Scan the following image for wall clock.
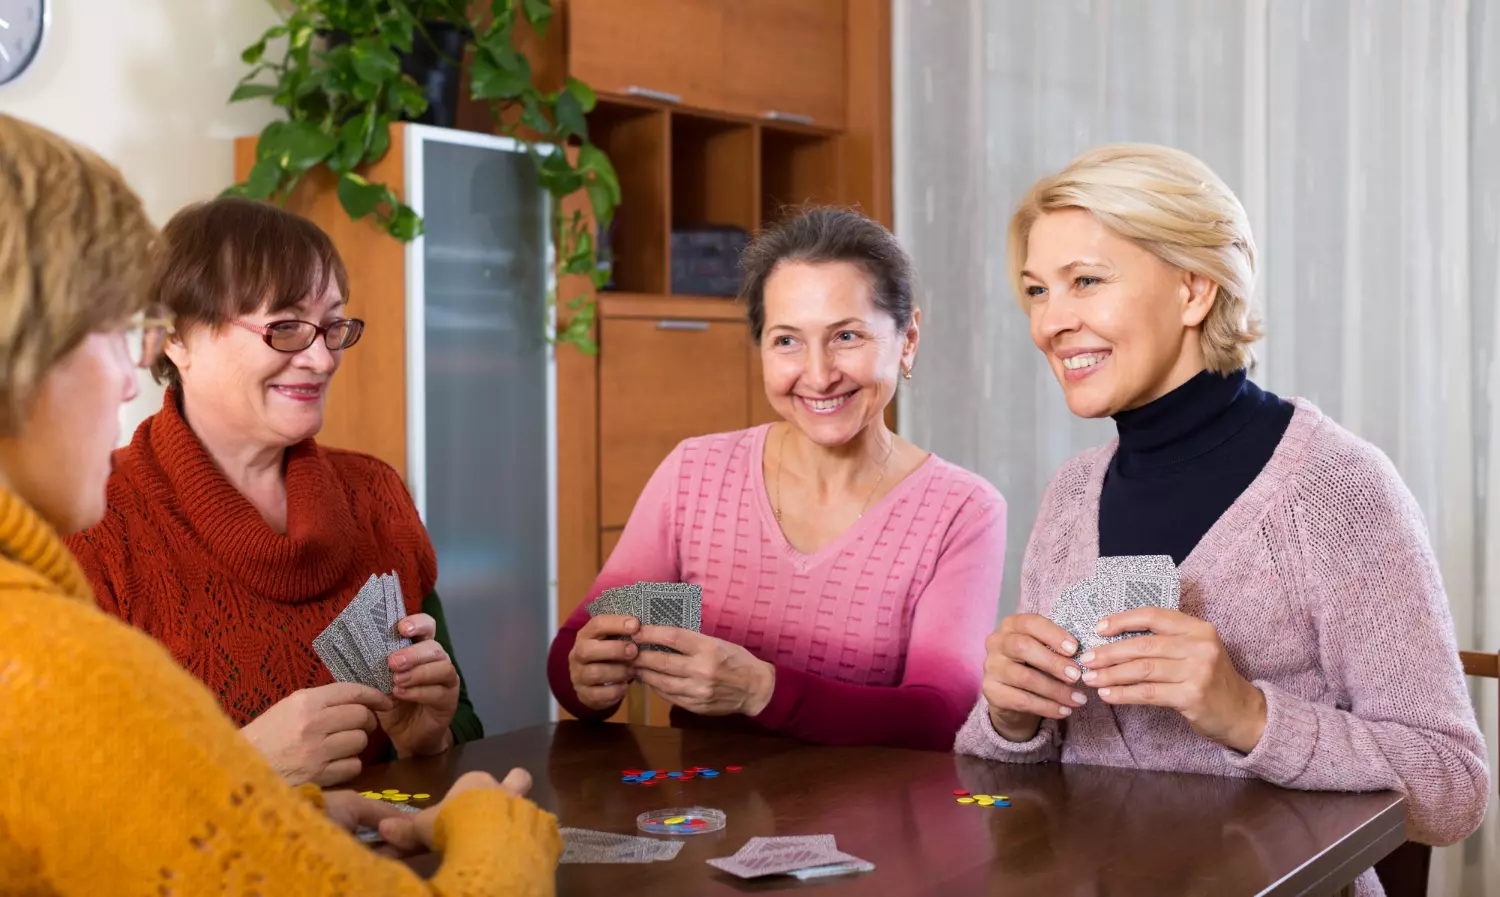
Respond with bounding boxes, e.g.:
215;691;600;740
0;0;47;87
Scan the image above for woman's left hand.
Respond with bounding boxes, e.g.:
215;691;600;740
1081;606;1268;754
631;626;776;717
378;613;459;757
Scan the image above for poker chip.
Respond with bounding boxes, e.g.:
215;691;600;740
364;789;433;803
953;788;1009;809
725;766;743;772
956;797;976;804
618;763;739;785
952;790;970;796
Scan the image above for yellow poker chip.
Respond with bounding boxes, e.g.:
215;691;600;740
976;798;995;805
956;797;977;804
361;792;382;800
972;794;991;800
996;795;1009;801
390;796;410;802
663;816;688;825
381;789;400;795
412;793;431;800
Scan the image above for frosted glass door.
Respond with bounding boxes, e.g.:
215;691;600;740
416;134;553;735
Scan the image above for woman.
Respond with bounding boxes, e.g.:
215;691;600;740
66;197;481;787
0;113;558;893
956;144;1489;889
549;208;1006;750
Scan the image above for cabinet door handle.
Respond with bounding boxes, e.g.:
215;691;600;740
655;320;710;332
763;110;815;126
625;86;683;104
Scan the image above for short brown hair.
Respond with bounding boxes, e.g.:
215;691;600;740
739;207;914;343
1009;144;1262;373
151;197;350;385
0;114;157;435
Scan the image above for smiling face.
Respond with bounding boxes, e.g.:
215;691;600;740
165;278;347;449
1021;208;1216;418
759;261;918;447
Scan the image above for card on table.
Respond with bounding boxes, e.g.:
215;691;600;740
707;834;870;880
559;828;684;864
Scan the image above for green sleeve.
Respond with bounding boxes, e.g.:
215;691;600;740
378;589;485;763
426;589;485;745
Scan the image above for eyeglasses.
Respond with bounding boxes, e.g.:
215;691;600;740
124;311;176;370
231;318;365;353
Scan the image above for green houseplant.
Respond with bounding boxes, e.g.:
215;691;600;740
226;0;619;353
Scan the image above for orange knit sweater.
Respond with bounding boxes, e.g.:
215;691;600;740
0;484;561;894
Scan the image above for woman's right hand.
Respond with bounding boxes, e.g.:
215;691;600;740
981;613;1089;742
240;683;393;787
568;614;640;710
377;769;534;853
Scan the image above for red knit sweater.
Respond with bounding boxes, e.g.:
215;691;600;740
66;390;437;733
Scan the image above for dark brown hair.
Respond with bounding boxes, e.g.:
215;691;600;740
739;207;914;343
150;197;350;385
0;114;156;435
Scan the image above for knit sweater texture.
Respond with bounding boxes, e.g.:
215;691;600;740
953;400;1490;896
0;484;560;895
549;425;1007;750
66;389;481;757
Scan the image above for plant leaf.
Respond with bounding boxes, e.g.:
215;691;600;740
564;77;598;113
267;121;338;172
242;39;268;65
230;83;279;102
381;17;415;53
368;117;392;161
245;157;285;200
521;0;554;35
337;172;387;220
585;180;616;226
388;204;425;241
471;47;531;99
553;89;588;140
393;77;429;118
352;42;402;85
520;94;552;135
333;110;373;172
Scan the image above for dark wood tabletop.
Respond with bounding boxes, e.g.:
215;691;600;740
348;722;1406;896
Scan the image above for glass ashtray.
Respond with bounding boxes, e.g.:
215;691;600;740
637;806;726;835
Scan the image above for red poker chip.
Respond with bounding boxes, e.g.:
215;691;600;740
726;766;743;772
952;790;970;796
641;780;660;786
623;769;643;776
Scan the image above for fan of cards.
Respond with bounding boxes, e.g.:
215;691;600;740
313;572;412;694
584;581;702;653
707;834;874;880
560;827;686;864
1047;555;1181;657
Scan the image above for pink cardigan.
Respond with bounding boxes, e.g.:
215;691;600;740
548;425;1006;750
954;400;1490;894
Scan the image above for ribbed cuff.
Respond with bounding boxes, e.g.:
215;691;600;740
432;788;562;861
1225;679;1319;784
749;663;806;732
952;697;1058;763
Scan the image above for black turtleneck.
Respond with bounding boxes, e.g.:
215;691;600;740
1098;368;1295;566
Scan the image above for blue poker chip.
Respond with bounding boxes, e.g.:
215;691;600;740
668;771;682;778
700;769;720;777
621;776;638;783
640;771;656;779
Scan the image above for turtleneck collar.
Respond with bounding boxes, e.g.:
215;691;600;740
0;486;93;603
130;386;358;602
1112;369;1260;473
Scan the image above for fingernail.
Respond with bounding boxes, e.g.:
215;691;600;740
395;673;410;685
1080;651;1095;664
1071;691;1087;705
1081;670;1097;683
1059;706;1072;717
1064;666;1080;681
1099;688;1112;698
401;622;413;635
392;656;408;670
1061;639;1077;654
1095;620;1108;634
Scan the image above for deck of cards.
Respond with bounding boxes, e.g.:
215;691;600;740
707;835;874;880
1048;555;1181;657
584;581;702;653
560;828;686;864
312;572;411;694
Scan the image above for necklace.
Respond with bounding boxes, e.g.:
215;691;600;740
772;425;897;523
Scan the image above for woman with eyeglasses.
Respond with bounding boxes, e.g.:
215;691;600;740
1;114;559;895
66;197;483;788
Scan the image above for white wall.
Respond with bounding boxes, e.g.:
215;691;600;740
0;0;282;439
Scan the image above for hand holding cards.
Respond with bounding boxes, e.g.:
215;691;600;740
584;581;704;650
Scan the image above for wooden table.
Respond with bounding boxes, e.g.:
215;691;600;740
349;722;1406;896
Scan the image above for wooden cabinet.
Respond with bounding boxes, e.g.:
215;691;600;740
722;0;846;128
598;315;751;527
568;0;724;109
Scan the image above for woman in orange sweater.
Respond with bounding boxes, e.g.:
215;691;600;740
67;196;481;787
0;113;559;893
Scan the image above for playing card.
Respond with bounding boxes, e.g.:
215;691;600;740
707;836;856;879
312;626;360;684
788;858;877;880
560;828;683;864
1047;577;1109;654
1093;555;1180;616
312;573;413;694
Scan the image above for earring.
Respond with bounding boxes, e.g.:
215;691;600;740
902;366;913;380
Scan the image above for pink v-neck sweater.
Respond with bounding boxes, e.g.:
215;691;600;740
547;425;1007;750
954;401;1490;870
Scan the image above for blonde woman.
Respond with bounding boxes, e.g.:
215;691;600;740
0;114;559;894
956;144;1488;895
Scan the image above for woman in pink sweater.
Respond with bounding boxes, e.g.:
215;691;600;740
548;209;1006;750
955;145;1489;892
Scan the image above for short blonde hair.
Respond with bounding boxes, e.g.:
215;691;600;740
0;114;156;434
1008;143;1262;373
